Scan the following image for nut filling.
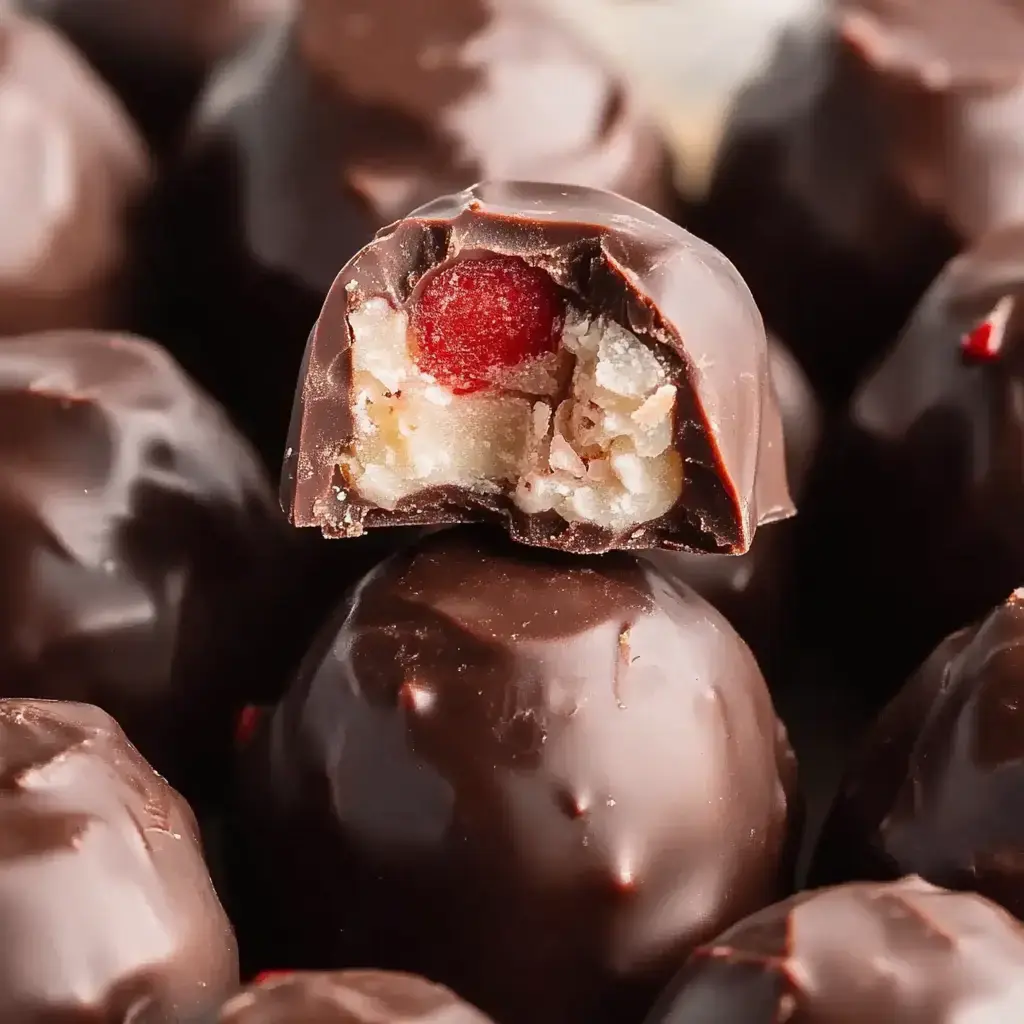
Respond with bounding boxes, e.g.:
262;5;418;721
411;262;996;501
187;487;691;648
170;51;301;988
341;296;683;531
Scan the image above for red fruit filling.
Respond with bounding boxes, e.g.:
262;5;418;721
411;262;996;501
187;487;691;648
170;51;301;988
235;705;263;748
409;254;564;394
961;296;1014;363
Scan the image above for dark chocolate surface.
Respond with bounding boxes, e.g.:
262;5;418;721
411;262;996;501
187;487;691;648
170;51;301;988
284;180;792;555
138;0;676;466
0;330;307;800
0;698;238;1023
218;972;495;1024
811;590;1024;918
645;877;1024;1023
232;528;798;1024
0;9;150;334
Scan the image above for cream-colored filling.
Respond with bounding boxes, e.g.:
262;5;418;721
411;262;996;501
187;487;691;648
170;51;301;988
340;297;682;530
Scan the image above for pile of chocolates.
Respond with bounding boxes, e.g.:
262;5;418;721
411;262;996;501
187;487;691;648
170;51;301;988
5;0;1024;1021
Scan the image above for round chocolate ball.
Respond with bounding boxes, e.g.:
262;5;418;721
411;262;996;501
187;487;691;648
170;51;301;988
232;528;798;1024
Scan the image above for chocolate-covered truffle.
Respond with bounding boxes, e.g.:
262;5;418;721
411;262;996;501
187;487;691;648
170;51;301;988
218;972;495;1024
24;0;292;151
0;9;149;335
695;0;1024;402
645;877;1024;1023
138;0;676;465
0;698;237;1023
232;528;798;1024
799;224;1024;688
284;181;791;556
811;590;1024;916
0;330;304;799
647;336;820;668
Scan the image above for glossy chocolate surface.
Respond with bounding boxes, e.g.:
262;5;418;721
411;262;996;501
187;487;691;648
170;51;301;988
799;224;1024;687
232;528;798;1024
695;0;1024;401
139;0;675;465
0;10;150;334
218;972;495;1024
812;591;1024;917
645;877;1024;1023
0;698;237;1023
284;181;792;555
0;330;305;799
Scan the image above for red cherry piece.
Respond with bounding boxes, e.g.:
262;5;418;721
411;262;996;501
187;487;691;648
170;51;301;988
961;295;1015;363
410;255;563;394
235;705;263;748
254;971;293;985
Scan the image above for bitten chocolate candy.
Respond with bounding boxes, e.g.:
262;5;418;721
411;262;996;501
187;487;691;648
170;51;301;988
138;0;676;465
0;698;237;1023
284;181;791;556
811;590;1024;916
695;0;1024;401
0;330;304;800
0;9;149;334
645;877;1024;1023
217;972;495;1024
799;224;1024;688
232;528;798;1024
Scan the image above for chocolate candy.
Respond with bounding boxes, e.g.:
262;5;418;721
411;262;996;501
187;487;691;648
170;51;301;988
0;698;237;1023
218;972;495;1024
0;330;305;800
694;0;1024;402
811;590;1024;916
0;10;150;335
799;224;1024;689
648;336;820;669
24;0;292;151
231;528;798;1024
644;877;1024;1023
283;181;792;556
138;0;676;465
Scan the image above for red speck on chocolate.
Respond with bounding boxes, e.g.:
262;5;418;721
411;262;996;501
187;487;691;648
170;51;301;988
410;254;564;393
254;971;293;985
235;705;263;748
961;295;1015;363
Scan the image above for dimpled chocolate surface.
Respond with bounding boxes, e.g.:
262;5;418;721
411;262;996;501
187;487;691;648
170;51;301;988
231;528;797;1024
283;181;792;556
0;330;301;799
0;698;238;1023
645;877;1024;1023
799;223;1024;688
695;0;1024;401
0;9;150;334
218;972;495;1024
811;591;1024;916
138;0;675;465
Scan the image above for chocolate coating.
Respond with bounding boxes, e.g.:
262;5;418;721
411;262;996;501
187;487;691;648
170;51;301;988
694;0;1024;401
218;972;495;1024
799;224;1024;688
0;330;306;799
647;336;820;667
24;0;292;151
0;698;237;1023
811;591;1024;917
284;181;792;555
0;10;150;334
138;0;676;465
645;877;1024;1023
232;528;798;1024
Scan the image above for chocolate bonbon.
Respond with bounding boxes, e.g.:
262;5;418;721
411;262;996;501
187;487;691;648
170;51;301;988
0;698;237;1023
283;181;791;556
218;971;496;1024
0;330;305;799
231;528;798;1024
811;590;1024;916
139;0;676;465
644;877;1024;1023
695;0;1024;401
0;9;150;335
